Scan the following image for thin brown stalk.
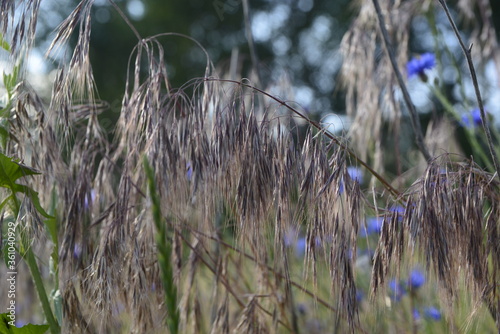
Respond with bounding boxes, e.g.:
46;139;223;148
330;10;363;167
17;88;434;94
183;224;370;334
204;77;401;199
107;0;142;41
370;0;432;163
176;228;295;332
436;0;500;183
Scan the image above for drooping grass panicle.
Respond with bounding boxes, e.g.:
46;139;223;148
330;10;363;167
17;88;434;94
3;0;499;332
371;156;500;323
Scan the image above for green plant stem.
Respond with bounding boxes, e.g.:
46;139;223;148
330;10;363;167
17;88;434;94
371;0;432;163
143;156;179;334
11;191;59;332
430;86;494;171
437;0;500;184
22;245;60;334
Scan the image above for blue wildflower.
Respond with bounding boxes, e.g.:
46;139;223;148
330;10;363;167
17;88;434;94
408;269;426;290
284;228;299;247
356;290;364;302
388;279;406;301
297;303;307;315
407;53;436;80
186;162;193;180
347;166;363;183
461;108;489;128
388;205;405;222
424;306;442;321
359;217;384;237
84;189;96;210
339;166;363;194
413;309;421;321
390;205;405;214
295;237;306;257
73;243;83;259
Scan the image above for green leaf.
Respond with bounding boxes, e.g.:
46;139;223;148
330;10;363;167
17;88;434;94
11;184;53;219
45;187;59;245
0;313;49;334
3;65;19;94
0;194;15;213
0;34;10;51
0;154;40;186
50;289;63;325
0;154;53;218
1;215;17;266
0;124;9;149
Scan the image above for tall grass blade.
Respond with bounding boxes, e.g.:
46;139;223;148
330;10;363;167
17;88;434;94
143;156;180;334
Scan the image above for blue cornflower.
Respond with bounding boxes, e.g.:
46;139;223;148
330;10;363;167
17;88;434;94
413;309;421;321
186;162;193;180
407;53;436;80
461;108;489;128
388;279;406;301
356;290;364;302
84;189;96;210
359;217;384;237
388;205;405;222
390;205;405;214
347;166;363;183
408;269;426;290
339;166;363;194
295;237;306;257
284;228;296;246
73;243;82;259
424;306;442;321
283;228;308;258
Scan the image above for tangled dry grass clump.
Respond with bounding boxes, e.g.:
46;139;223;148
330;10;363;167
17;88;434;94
0;0;499;333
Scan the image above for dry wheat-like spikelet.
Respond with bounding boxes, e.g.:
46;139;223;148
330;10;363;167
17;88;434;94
341;0;419;175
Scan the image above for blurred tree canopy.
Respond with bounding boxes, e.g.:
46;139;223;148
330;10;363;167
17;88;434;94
39;0;500;161
41;0;353;121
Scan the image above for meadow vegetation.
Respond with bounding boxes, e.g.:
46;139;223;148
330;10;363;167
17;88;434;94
0;0;499;333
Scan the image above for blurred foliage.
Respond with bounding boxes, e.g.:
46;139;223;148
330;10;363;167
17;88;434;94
41;0;354;121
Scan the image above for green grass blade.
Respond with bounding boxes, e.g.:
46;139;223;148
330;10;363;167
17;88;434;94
143;156;179;334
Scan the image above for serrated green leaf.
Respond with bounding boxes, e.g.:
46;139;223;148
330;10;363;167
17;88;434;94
0;313;49;334
0;154;41;186
0;154;52;219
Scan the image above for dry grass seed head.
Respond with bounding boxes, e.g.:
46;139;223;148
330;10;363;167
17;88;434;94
372;157;500;322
